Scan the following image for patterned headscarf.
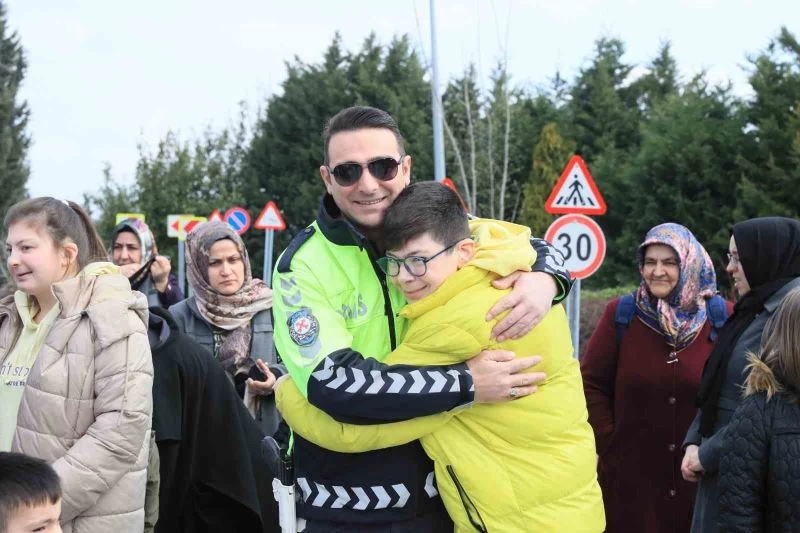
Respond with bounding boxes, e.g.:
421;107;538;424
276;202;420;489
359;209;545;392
111;218;157;290
634;223;717;350
186;221;272;372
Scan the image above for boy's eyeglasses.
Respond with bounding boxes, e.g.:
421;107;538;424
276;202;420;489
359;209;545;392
377;242;459;277
328;157;404;187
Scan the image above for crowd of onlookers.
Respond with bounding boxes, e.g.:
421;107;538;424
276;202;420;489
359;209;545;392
2;106;799;533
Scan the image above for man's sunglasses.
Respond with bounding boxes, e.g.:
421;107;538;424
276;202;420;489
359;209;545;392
328;156;404;187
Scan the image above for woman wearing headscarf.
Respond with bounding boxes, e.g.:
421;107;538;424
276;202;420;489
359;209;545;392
581;223;731;533
169;221;285;436
681;216;800;533
111;218;184;308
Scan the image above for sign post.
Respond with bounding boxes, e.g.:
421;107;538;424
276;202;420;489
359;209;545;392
544;156;607;358
254;201;286;285
168;214;207;296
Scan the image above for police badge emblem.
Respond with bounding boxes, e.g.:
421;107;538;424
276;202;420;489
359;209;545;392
287;308;320;346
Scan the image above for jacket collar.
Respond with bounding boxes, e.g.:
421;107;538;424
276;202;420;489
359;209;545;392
148;305;176;350
764;276;800;313
316;194;371;249
0;294;20;330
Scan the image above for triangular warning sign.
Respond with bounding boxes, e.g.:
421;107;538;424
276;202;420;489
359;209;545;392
208;209;224;223
545;155;607;215
255;201;286;231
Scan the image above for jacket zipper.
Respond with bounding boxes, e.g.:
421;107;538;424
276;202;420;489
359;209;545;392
447;465;488;533
364;242;397;351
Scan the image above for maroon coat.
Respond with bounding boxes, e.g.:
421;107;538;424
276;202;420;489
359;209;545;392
581;297;731;533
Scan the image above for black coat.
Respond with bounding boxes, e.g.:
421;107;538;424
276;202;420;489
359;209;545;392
149;307;278;533
719;386;800;532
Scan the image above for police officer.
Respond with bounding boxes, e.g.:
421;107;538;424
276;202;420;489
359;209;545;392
272;106;572;532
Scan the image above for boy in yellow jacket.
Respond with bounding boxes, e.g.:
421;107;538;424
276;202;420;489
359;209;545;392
276;182;604;532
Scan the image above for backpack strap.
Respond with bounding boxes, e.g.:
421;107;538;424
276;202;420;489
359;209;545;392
614;293;637;345
706;295;729;342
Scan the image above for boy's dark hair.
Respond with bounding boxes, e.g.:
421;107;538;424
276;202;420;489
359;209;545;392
0;452;61;531
383;182;469;251
322;106;405;165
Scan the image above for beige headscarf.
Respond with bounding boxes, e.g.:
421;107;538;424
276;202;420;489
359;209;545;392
185;221;272;373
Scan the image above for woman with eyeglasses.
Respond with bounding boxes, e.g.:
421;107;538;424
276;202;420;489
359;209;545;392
581;223;731;533
680;217;800;533
168;221;285;437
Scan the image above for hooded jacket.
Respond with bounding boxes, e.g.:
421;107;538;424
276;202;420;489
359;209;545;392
148;306;277;533
718;357;800;532
277;220;605;533
0;264;153;533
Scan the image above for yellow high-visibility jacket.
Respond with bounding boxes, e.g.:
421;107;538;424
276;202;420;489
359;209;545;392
277;220;605;532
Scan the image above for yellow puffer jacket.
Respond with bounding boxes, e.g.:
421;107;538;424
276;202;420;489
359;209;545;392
277;219;604;532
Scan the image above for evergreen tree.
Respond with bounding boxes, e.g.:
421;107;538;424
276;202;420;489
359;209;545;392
0;1;29;215
243;33;432;270
630;41;680;116
735;26;800;221
0;2;30;289
518;123;575;235
567;38;641;160
597;77;746;288
86;113;251;262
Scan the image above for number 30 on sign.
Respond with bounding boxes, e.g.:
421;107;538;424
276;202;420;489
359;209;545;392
545;214;606;280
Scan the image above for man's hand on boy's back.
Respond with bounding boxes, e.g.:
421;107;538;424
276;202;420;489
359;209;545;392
467;350;545;403
487;271;559;341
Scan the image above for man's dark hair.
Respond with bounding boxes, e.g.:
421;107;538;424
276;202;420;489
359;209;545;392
383;182;469;251
322;106;405;165
0;452;61;531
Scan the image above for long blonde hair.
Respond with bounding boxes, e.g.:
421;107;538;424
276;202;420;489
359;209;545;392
744;287;800;400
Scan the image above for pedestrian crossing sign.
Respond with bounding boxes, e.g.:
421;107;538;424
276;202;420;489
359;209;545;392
544;155;607;215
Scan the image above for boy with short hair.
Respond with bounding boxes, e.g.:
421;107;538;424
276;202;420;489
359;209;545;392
0;452;62;533
276;182;605;532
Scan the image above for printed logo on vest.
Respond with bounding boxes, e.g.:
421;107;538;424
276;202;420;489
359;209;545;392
287;308;320;346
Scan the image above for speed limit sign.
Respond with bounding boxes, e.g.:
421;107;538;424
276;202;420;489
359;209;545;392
545;214;606;279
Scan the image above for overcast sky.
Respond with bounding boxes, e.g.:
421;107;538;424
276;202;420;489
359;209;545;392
7;0;798;203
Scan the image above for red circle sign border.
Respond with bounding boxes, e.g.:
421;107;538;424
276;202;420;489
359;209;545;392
544;214;606;280
224;207;252;235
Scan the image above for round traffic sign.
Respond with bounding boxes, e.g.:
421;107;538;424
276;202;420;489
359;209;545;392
545;214;606;280
224;207;251;235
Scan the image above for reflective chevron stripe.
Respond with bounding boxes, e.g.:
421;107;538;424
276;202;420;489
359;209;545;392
296;478;413;510
311;357;466;395
424;471;439;498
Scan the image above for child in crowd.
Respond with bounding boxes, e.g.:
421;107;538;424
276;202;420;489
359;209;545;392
276;182;604;532
718;286;800;532
0;451;62;533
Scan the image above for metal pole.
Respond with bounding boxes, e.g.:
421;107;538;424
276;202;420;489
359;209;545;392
178;239;186;297
263;230;275;286
430;0;446;182
566;279;582;359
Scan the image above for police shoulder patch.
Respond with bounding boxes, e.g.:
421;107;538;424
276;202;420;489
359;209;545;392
287;308;320;346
